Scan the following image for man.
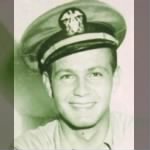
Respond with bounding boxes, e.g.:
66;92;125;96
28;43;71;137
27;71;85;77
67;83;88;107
14;0;134;149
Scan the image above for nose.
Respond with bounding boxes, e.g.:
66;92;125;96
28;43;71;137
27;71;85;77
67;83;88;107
73;77;89;97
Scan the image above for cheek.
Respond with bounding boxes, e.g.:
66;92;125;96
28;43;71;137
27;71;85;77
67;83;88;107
90;79;113;98
52;81;74;101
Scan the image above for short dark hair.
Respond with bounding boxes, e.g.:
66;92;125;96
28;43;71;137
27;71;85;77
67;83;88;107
110;48;117;73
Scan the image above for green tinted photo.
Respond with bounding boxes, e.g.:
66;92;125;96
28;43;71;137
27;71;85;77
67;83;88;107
14;0;134;149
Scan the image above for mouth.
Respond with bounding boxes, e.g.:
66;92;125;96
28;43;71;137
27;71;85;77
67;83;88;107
69;102;96;109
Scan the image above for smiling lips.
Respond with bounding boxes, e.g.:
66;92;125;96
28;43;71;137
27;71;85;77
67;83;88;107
69;102;97;109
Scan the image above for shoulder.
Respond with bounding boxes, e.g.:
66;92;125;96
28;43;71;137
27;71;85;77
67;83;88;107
111;112;134;149
14;120;58;150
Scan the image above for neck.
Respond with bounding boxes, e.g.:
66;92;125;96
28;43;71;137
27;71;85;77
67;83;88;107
59;110;110;149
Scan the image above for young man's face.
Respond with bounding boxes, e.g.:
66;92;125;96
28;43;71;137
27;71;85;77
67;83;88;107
46;48;118;128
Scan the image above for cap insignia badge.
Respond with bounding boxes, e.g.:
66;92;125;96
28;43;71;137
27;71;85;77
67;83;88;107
59;8;86;36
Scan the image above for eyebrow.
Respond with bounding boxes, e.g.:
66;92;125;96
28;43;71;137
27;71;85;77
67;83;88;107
88;66;110;74
53;66;110;76
54;69;74;76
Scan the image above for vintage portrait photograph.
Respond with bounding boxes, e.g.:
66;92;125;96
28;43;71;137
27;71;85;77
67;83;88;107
14;0;134;149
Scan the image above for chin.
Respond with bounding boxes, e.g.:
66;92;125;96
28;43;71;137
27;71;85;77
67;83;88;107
73;122;97;129
59;108;109;129
67;118;98;129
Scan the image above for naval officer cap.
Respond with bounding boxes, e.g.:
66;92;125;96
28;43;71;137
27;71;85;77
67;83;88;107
20;0;127;73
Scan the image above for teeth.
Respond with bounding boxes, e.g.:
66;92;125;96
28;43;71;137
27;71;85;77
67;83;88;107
71;103;95;108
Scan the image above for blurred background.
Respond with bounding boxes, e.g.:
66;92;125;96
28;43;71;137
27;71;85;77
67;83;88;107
0;0;14;147
14;0;134;138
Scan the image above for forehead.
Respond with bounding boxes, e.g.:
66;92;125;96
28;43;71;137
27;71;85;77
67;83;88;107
51;48;113;71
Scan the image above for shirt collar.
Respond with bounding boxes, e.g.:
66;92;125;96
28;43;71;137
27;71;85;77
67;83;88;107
56;117;113;149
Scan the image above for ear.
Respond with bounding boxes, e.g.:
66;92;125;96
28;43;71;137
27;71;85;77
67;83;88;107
112;66;120;92
42;72;52;97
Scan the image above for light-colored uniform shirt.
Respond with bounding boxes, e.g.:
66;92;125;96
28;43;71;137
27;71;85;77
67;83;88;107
14;112;134;150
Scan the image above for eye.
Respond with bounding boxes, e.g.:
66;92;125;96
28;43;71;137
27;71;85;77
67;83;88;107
60;73;74;80
88;71;103;79
92;72;103;77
